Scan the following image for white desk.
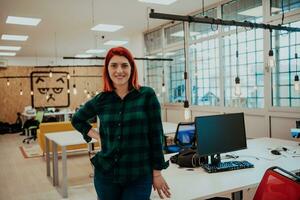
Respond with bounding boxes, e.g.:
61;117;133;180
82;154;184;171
45;131;97;198
150;137;300;200
22;110;75;121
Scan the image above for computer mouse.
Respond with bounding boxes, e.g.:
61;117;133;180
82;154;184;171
271;150;281;155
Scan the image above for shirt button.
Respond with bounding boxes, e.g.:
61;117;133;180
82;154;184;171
118;123;121;126
117;136;121;140
119;111;122;115
115;158;118;162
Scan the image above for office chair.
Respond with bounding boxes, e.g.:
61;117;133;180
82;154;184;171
253;166;300;200
164;122;195;153
22;111;44;144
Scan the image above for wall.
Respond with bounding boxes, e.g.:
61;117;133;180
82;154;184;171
0;66;103;123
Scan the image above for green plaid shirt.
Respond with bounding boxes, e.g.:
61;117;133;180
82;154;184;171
71;86;168;183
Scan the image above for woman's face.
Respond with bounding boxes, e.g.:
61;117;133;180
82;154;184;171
108;55;132;89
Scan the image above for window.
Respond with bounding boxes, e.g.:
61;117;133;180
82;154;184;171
190;38;220;106
164;23;184;46
272;21;300;107
271;0;300;16
144;29;162;52
166;49;185;103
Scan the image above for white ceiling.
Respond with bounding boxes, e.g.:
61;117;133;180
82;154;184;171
0;0;218;58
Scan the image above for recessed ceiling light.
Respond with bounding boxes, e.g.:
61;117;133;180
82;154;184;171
6;16;41;26
238;6;281;17
75;54;93;58
171;31;200;37
91;24;123;32
138;0;177;5
104;40;128;46
1;34;28;41
85;49;106;54
0;46;21;51
0;52;16;56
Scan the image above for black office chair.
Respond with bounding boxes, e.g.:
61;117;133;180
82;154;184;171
164;122;196;154
22;111;44;144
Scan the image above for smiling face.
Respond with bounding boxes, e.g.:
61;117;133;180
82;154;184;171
108;55;132;89
31;71;70;108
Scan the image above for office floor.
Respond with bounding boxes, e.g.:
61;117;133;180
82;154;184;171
0;133;256;200
0;133;96;200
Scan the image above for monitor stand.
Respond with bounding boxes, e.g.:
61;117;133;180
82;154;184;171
208;154;221;165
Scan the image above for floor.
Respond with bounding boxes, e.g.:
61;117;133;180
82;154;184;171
0;133;256;200
0;133;96;200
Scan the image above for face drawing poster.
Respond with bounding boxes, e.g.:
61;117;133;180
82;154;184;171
30;71;70;108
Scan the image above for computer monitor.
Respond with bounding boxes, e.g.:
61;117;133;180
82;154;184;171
195;112;247;165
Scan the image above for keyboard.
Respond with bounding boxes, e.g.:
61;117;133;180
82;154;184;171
202;160;254;173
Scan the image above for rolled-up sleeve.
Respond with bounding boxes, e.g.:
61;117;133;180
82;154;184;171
147;89;169;170
71;98;98;143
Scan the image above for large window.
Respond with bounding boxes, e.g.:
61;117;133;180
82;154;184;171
222;0;264;108
144;29;162;53
164;23;184;46
145;57;164;102
190;39;220;106
272;21;300;107
166;49;185;103
271;0;300;15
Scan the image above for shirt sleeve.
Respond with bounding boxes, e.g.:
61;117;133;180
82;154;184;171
146;88;169;170
71;97;98;143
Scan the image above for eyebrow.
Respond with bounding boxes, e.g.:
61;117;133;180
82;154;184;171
56;77;65;83
35;77;45;84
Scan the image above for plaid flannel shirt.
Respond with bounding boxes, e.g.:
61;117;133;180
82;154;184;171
71;86;168;183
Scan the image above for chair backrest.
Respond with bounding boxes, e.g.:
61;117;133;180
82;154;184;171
253;166;300;200
35;111;44;124
174;122;195;147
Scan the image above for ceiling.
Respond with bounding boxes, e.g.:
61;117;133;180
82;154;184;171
0;0;218;58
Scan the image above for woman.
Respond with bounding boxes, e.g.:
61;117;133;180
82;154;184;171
71;46;171;200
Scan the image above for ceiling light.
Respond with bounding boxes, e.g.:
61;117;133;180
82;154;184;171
75;54;93;58
0;52;16;56
0;46;21;51
91;24;123;32
138;0;177;5
1;34;28;41
104;40;128;46
85;49;106;54
6;16;41;26
171;31;200;37
238;6;281;17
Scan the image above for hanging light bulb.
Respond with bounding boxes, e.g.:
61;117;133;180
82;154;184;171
268;30;275;70
86;92;91;99
6;79;10;86
295;75;299;91
49;70;53;78
184;100;191;121
67;73;70;79
46;92;49;100
268;49;275;69
162;83;166;93
19;89;23;96
67;89;70;93
30;91;34;95
95;91;99;95
73;84;77;95
84;88;87;94
234;76;241;97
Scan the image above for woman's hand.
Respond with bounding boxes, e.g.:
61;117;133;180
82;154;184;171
87;128;100;140
153;171;171;199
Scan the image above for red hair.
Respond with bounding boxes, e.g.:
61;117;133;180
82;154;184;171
103;46;140;92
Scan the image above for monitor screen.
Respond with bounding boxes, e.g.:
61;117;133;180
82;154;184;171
195;113;247;157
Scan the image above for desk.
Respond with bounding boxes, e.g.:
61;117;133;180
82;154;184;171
150;137;300;200
45;131;97;198
22;110;75;121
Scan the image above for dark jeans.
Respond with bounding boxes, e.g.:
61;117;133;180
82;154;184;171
94;169;152;200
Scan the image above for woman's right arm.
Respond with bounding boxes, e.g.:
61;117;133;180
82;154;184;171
71;97;99;143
